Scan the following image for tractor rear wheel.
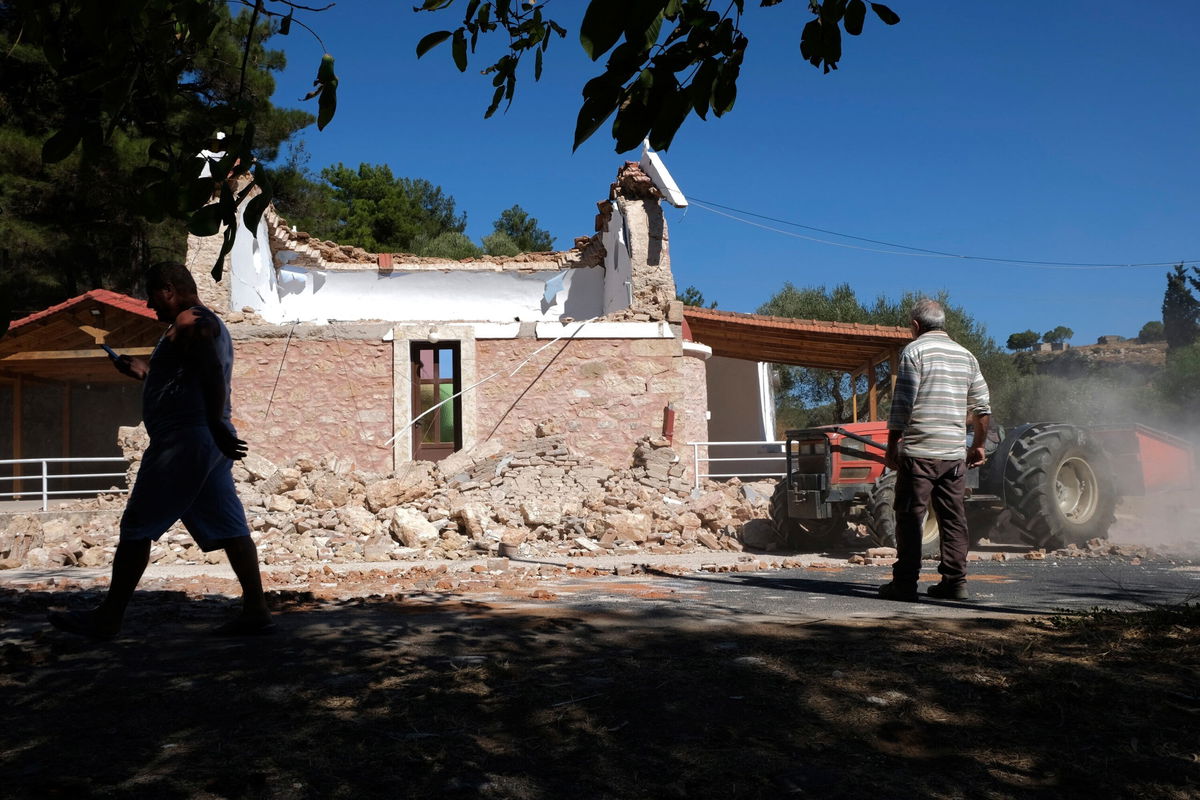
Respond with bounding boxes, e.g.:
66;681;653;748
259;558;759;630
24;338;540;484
1003;424;1117;549
866;472;941;558
769;478;845;551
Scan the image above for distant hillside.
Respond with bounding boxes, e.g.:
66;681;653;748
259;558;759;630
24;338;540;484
1015;339;1166;380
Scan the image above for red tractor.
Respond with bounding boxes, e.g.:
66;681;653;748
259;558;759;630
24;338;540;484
770;421;1195;554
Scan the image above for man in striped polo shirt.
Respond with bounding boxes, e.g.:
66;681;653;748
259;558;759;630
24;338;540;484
879;299;991;602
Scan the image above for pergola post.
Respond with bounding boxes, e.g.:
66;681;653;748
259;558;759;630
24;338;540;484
867;362;878;421
849;370;858;423
62;382;71;458
12;376;22;496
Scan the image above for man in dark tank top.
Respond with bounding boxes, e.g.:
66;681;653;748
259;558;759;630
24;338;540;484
49;262;273;638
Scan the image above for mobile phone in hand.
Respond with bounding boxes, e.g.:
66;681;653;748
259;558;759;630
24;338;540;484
100;344;120;361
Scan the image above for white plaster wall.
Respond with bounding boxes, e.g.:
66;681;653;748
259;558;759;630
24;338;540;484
703;356;785;481
229;215;607;325
229;213;278;315
258;266;605;325
601;201;634;314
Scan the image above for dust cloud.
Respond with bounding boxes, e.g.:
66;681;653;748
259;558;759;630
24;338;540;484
1110;490;1200;555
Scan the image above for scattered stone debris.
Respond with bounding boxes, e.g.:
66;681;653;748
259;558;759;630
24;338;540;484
0;429;1183;575
0;428;772;570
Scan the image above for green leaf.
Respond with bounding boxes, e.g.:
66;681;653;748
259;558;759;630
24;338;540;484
243;192;272;234
712;64;739;115
800;19;822;67
188;204;223;237
218;183;238;228
132;166;167;185
416;30;452;58
148;139;173;163
648;83;691;151
317;82;338;130
612;85;654;152
141;180;174;223
41;127;81;164
643;11;665;49
820;0;847;24
535;48;544;81
844;0;866;35
242;166;274;233
186;178;217;212
579;0;628;61
317;53;336;82
820;16;842;72
870;3;900;24
211;226;237;283
688;58;719;118
572;87;623;151
452;29;468;71
485;85;505;119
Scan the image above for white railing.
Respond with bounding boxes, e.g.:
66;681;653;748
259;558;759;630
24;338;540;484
0;457;129;511
687;440;787;488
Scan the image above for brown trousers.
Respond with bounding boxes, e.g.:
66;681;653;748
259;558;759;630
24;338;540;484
891;456;969;588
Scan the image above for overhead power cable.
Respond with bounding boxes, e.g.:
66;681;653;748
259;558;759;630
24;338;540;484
687;197;1199;271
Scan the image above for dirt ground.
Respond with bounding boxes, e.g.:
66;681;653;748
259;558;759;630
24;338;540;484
2;569;1198;800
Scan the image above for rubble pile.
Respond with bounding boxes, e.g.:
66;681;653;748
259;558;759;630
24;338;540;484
0;426;775;570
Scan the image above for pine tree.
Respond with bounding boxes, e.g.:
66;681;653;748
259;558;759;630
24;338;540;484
1162;264;1200;350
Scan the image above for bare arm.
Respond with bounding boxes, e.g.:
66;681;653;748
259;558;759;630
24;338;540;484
885;429;903;471
967;413;990;467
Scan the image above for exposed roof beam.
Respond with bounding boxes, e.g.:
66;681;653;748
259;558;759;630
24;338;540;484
2;347;154;362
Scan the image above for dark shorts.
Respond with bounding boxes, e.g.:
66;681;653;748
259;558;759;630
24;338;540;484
120;427;249;552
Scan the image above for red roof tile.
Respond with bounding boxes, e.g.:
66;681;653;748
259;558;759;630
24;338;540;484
9;289;156;330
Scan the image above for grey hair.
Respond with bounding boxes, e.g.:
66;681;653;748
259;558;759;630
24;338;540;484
910;298;946;331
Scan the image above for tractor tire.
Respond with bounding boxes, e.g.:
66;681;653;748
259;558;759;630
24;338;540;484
866;472;941;558
769;478;844;551
1003;424;1118;549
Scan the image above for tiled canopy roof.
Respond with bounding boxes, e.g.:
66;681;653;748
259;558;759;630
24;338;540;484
1;290;162;383
9;289;156;330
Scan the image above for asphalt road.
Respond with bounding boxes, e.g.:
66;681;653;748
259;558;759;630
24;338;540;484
521;557;1200;621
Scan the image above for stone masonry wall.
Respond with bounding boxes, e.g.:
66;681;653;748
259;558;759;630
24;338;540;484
617;196;676;320
184;231;232;312
474;337;708;476
231;336;394;473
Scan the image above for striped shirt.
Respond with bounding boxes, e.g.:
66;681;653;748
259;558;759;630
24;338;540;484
887;331;991;460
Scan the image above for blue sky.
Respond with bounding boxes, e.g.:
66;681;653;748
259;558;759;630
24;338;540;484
264;1;1199;347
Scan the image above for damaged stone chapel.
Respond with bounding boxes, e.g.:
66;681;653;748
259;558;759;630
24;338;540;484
0;152;913;568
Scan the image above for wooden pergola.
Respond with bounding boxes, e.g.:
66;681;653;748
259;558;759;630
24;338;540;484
0;290;162;473
681;306;913;421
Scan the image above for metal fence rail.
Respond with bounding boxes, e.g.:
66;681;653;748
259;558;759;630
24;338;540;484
687;440;787;488
0;457;129;511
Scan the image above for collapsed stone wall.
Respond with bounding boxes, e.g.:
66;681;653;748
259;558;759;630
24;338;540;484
0;429;772;570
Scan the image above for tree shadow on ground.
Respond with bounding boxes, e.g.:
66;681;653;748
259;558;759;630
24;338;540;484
1;586;1196;800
